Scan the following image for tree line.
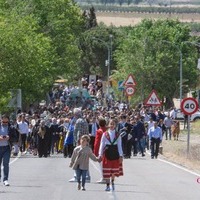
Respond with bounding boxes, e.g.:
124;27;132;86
76;0;200;7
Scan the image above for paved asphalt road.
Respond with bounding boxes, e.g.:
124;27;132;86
1;152;200;200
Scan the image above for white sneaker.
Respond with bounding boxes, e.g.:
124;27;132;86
68;177;77;182
3;180;10;186
96;179;106;184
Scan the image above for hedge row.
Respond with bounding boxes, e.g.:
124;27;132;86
80;5;200;14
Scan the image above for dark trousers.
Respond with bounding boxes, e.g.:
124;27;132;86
126;139;133;158
51;136;59;154
63;144;74;158
20;134;27;152
132;139;138;155
138;138;145;155
122;137;128;157
38;138;48;157
166;127;171;140
89;136;95;151
151;138;160;158
0;145;11;181
47;136;52;156
145;136;150;150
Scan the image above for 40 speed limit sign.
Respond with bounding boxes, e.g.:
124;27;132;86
180;97;199;115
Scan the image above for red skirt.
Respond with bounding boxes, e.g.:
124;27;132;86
102;156;123;179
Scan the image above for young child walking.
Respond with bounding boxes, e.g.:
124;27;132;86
69;134;100;191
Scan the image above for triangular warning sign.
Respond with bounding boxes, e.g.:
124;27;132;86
144;90;162;106
124;74;137;86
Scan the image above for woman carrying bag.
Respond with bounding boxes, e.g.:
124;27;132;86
98;119;123;192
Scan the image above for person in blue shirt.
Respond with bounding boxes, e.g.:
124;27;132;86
148;121;162;159
0;115;16;186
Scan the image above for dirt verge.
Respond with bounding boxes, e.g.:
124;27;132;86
161;121;200;174
96;11;200;26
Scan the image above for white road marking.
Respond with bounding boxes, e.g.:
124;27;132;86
9;156;20;165
158;157;200;177
1;154;21;170
90;160;101;174
146;151;200;177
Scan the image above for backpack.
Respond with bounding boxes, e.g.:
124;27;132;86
104;132;120;160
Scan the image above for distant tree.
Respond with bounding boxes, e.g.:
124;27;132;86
88;7;98;28
133;0;142;5
82;7;98;30
127;0;132;6
78;23;118;79
146;0;155;6
109;0;116;4
100;0;108;5
118;0;124;6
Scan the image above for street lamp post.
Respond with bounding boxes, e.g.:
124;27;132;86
92;35;112;95
162;40;200;104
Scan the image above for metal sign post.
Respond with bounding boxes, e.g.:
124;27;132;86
180;97;199;158
187;115;190;158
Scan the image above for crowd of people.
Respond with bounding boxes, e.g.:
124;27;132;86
0;82;180;190
49;77;104;110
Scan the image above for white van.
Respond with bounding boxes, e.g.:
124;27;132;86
176;109;200;121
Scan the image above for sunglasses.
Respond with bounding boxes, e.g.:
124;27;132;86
2;121;8;124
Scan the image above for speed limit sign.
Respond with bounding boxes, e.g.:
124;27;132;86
180;97;199;115
125;86;135;96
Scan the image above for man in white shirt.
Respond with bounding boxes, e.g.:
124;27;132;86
148;121;162;159
17;115;29;152
146;117;154;150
